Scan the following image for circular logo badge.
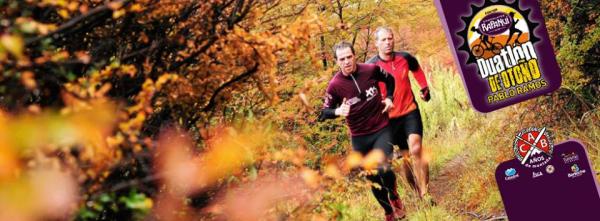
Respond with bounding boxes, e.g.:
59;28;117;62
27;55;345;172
513;127;554;168
546;165;555;174
465;5;532;59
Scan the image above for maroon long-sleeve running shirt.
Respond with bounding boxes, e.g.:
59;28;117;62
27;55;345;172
320;64;395;136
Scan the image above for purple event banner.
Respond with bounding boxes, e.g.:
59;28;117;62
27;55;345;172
434;0;561;112
496;140;600;220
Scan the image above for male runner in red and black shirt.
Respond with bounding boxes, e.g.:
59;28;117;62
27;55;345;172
367;27;431;198
320;41;406;221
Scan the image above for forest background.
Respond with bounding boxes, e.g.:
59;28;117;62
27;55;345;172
0;0;598;220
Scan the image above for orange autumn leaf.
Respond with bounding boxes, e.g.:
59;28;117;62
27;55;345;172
74;51;91;64
299;92;310;108
21;71;36;90
0;147;19;181
324;164;342;179
362;149;385;170
300;168;320;188
344;151;363;170
107;1;124;10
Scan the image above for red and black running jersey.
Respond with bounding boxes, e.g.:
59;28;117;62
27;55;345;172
367;52;428;118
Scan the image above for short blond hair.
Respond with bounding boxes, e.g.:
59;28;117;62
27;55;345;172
375;26;394;41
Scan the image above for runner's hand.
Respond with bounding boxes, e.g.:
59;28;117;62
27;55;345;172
335;98;350;117
381;98;394;113
420;87;431;102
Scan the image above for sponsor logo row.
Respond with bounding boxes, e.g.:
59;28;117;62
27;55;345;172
505;151;583;180
505;162;585;181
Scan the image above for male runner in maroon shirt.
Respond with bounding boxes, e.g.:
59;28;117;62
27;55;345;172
320;41;406;221
367;27;431;199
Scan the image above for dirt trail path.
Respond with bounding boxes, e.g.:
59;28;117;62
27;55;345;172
429;152;469;208
428;151;508;221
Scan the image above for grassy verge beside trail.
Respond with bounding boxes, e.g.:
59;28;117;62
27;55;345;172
408;61;508;220
417;60;478;180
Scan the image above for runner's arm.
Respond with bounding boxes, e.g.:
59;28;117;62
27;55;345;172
318;85;341;121
402;52;430;101
374;66;395;101
402;52;428;89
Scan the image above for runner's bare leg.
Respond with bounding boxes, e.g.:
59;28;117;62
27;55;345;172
400;150;417;192
408;134;429;198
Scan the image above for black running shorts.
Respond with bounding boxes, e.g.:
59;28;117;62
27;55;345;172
351;126;393;160
389;109;423;150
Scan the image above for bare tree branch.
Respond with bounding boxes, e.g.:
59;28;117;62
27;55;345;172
25;0;129;45
201;60;260;112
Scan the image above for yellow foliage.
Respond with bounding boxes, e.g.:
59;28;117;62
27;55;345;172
344;151;363;170
57;9;70;19
112;9;126;19
0;35;24;59
197;127;268;188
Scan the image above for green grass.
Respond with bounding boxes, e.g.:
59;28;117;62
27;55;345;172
408;206;462;221
414;61;481;176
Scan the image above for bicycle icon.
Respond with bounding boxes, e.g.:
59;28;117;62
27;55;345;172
471;37;503;58
470;26;504;58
